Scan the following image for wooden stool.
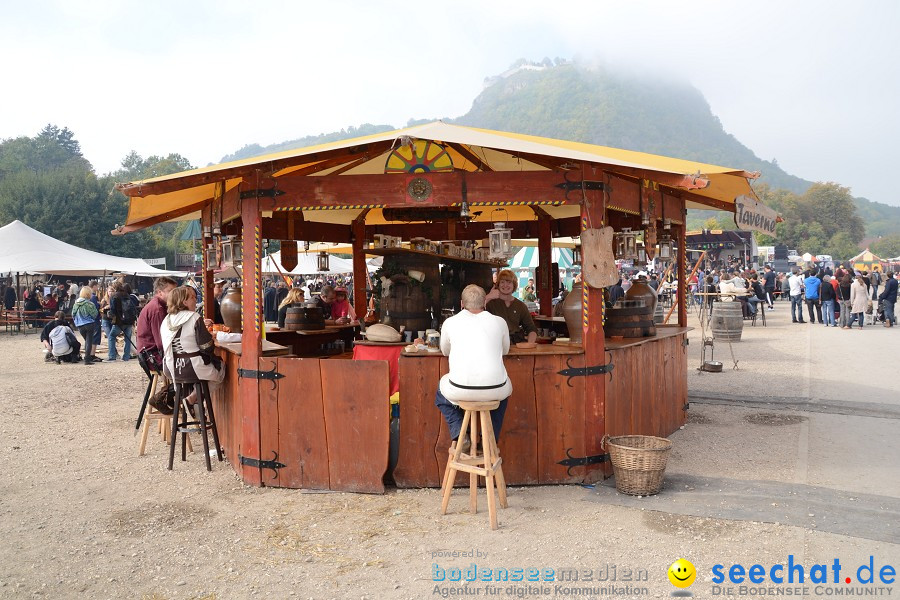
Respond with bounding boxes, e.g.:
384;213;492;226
440;400;508;530
138;371;174;456
167;380;223;471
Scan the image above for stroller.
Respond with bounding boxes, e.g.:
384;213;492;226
875;300;886;324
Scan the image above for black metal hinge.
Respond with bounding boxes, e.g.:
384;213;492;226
557;354;614;387
558;448;610;476
555;180;609;192
240;188;285;199
238;366;284;389
240;451;285;480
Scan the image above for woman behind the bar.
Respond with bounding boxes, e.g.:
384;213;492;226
485;269;538;344
277;287;305;329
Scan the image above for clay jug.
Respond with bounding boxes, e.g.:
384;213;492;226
561;282;583;345
625;276;657;315
220;286;243;333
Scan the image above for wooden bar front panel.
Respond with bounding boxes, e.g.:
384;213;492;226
604;331;688;438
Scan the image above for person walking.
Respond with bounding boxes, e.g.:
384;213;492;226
788;269;805;323
763;265;777;309
877;271;897;328
71;286;102;365
849;275;868;329
803;270;823;324
820;275;837;327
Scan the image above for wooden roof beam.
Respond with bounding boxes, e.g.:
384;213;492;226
115;140;395;198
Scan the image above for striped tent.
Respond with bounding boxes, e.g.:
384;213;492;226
507;247;578;297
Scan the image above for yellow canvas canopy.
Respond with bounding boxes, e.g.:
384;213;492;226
116;122;758;233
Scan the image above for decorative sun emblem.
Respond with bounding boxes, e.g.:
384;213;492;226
385;140;454;174
407;177;433;202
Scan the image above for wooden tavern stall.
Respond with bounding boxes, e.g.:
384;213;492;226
114;122;759;492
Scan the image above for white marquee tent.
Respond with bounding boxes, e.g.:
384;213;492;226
0;220;186;277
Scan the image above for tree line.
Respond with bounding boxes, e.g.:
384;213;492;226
0;125;196;268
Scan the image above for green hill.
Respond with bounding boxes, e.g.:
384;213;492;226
219;60;900;240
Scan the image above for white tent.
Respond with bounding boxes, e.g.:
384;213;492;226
262;250;354;275
0;220;187;277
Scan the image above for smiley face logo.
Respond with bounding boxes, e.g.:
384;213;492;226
668;558;696;588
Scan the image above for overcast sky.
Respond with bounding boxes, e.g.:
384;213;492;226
1;1;898;205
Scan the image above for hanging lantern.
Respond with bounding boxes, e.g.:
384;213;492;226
221;237;243;266
487;222;514;261
613;228;638;260
572;242;582;266
317;250;330;272
658;234;674;262
205;243;218;269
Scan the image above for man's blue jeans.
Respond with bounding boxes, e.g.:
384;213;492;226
822;300;836;326
790;295;804;322
884;299;896;325
435;388;508;442
108;324;134;360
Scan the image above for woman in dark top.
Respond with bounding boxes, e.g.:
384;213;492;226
277;288;305;328
485;269;538;344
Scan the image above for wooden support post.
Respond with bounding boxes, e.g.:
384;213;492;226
581;165;607;481
201;203;214;322
351;215;368;320
537;216;553;316
239;196;262;486
677;219;688;327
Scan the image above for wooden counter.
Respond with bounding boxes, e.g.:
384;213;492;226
209;326;689;492
216;339;290;357
392;327;689;488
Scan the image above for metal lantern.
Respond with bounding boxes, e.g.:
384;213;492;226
205;243;218;269
487;222;513;260
221;237;243;266
636;244;647;265
317;250;330;272
658;235;674;262
613;228;638;260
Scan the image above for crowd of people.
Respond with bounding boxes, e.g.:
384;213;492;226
685;263;896;329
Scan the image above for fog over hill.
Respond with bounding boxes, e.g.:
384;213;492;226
220;60;900;238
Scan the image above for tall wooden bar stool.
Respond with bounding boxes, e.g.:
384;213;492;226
167;380;223;471
440;400;508;530
137;370;175;456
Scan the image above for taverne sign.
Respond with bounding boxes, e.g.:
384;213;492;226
734;195;779;237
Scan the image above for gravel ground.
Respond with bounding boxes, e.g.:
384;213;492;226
0;313;897;600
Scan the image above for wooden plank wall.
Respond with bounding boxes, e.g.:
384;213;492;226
252;357;389;493
604;333;688;438
211;353;243;479
394;353;592;488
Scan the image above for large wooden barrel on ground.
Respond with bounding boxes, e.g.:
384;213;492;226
711;301;743;342
605;300;656;338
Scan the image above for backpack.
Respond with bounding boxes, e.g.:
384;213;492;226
113;294;138;327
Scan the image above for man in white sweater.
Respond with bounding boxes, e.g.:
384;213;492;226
435;285;513;450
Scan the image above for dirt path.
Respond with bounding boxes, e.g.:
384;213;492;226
0;328;897;599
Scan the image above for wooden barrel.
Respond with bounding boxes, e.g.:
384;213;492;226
605;301;656;338
711;301;743;342
285;305;325;331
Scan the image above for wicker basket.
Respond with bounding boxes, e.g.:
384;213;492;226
602;435;673;496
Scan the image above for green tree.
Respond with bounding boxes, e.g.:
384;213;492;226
800;182;864;243
870;234;900;259
825;232;861;261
